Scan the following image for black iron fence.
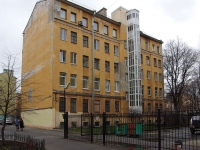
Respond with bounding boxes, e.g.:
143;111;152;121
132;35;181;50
0;132;45;149
64;110;200;150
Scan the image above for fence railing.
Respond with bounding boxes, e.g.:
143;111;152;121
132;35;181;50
64;109;200;150
0;132;45;149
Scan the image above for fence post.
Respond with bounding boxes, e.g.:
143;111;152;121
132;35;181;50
103;112;106;146
90;113;93;143
66;112;68;139
158;109;161;150
81;114;82;136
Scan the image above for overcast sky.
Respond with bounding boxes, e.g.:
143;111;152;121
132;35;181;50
0;0;200;76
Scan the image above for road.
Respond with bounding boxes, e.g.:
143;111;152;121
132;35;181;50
2;125;123;150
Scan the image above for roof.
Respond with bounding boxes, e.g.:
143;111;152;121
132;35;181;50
140;31;163;44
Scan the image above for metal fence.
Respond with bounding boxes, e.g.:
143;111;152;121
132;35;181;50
65;110;200;150
0;132;45;149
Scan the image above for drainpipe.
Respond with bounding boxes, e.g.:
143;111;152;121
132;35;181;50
91;11;96;114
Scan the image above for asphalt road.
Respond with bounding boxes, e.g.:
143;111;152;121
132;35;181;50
2;125;124;150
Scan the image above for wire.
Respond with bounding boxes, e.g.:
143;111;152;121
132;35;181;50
107;0;119;10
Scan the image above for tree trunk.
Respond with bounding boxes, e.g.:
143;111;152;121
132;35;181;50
1;121;6;145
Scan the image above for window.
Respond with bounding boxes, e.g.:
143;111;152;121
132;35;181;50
115;81;119;92
159;73;162;82
155;103;158;111
94;78;100;90
148;86;151;96
104;43;109;53
141;69;143;78
83;55;88;67
145;42;148;50
152;44;155;51
148;103;151;112
70;98;76;112
115;101;119;112
94;58;100;69
141;54;143;64
94;22;98;31
70;74;77;87
28;88;32;102
105;80;110;92
154;72;158;81
60;28;67;40
70;52;77;64
83;99;88;112
71;32;77;43
104;25;108;34
60;72;66;86
124;57;127;66
155;87;158;97
158;60;161;68
94;39;100;50
146;56;150;65
124;40;127;49
82;17;88;27
59;97;64;112
83;76;88;89
105;101;110;112
157;46;160;53
159;88;162;97
60;50;66;62
114;63;119;73
95;100;100;113
113;29;117;37
125;73;128;81
70;12;76;22
142;85;144;95
105;61;110;72
154;58;157;67
147;71;150;79
60;9;66;19
114;46;118;56
83;36;88;47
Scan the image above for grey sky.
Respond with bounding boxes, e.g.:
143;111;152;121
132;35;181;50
0;0;200;76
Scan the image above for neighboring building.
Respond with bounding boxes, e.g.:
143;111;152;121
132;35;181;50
22;0;164;129
0;69;16;116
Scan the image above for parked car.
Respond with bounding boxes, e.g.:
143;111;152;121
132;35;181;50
189;116;200;134
0;115;14;125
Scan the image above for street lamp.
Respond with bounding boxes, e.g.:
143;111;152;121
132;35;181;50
63;83;70;139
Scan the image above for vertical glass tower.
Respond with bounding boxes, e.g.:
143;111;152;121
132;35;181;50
126;9;142;113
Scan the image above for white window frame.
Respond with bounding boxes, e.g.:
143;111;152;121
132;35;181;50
146;56;150;65
94;39;100;50
94;58;100;69
104;43;109;53
113;29;117;37
154;72;158;81
148;86;151;96
82;17;88;27
155;87;158;97
60;9;66;19
158;60;161;68
70;12;76;22
60;28;67;41
124;57;127;66
152;44;155;51
159;88;162;97
157;46;160;53
115;81;119;92
71;52;77;64
70;74;77;87
60;72;66;86
114;63;119;73
147;71;150;80
159;73;162;82
94;22;98;31
94;78;100;91
83;36;88;47
83;55;88;67
60;50;66;63
105;61;110;72
114;45;118;56
125;73;128;82
105;80;110;92
104;25;108;34
83;76;88;89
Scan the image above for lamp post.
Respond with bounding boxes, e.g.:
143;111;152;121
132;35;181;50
63;83;70;139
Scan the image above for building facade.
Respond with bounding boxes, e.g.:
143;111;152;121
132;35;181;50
22;0;164;129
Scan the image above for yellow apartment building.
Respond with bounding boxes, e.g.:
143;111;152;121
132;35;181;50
21;0;164;129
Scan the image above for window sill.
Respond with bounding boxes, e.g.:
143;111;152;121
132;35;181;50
115;91;120;93
95;90;100;92
83;88;89;90
60;39;67;42
71;63;77;66
60;62;66;64
70;86;77;88
83;66;89;68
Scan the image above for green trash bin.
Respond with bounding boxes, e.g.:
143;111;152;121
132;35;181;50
136;123;142;135
115;123;127;136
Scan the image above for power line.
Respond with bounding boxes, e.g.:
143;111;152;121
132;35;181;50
107;0;119;10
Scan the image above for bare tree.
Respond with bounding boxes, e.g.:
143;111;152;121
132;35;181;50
163;37;199;112
0;52;49;145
